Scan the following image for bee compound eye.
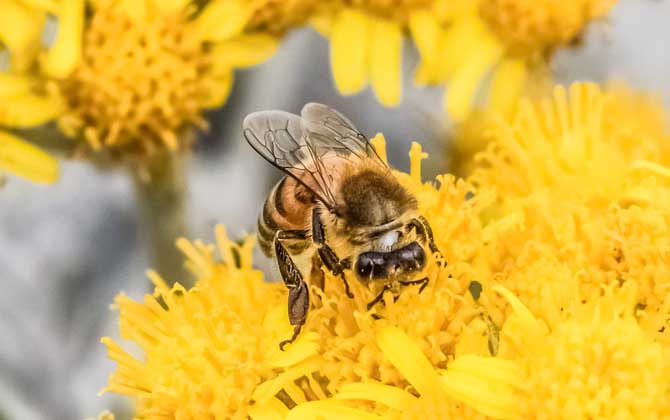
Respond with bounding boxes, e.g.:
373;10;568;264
355;252;386;280
355;255;374;278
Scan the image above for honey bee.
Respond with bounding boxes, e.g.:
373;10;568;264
243;103;443;349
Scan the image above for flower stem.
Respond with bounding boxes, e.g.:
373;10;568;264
132;151;193;288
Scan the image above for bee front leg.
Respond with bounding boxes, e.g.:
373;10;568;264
410;216;445;266
367;283;394;310
275;230;309;351
400;277;429;293
312;208;354;298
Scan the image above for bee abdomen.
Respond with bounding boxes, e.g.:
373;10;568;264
258;177;312;257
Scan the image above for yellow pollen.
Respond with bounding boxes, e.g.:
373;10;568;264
57;1;212;161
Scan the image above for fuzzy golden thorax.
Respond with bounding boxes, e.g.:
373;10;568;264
319;162;420;259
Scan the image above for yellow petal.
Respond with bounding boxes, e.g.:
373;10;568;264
200;71;234;108
489;58;527;116
211;34;279;72
0;73;36;97
376;326;441;396
252;358;321;404
287;401;384;420
444;21;503;122
191;0;252;42
409;11;442;85
439;370;521;420
493;285;541;331
0;130;59;183
0;0;45;71
447;354;521;387
631;160;670;180
438;15;479;81
334;382;416;411
0;91;63;127
330;9;370;95
42;0;84;78
370;18;402;106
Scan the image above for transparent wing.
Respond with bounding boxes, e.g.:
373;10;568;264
243;110;337;207
300;102;386;166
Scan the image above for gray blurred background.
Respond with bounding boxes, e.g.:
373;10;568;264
1;1;669;419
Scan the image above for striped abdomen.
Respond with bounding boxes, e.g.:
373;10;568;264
257;176;314;257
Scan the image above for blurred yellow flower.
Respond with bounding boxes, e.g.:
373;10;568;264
57;0;279;166
411;0;617;120
101;83;670;418
0;0;79;183
316;0;616;119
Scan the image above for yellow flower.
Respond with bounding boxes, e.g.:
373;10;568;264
494;283;670;418
410;0;616;121
0;0;79;183
322;5;408;106
317;0;615;118
101;226;319;419
461;83;670;329
101;96;670;417
57;0;278;166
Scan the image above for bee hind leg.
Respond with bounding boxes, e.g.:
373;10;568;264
275;230;309;351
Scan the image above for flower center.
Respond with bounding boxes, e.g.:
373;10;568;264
58;1;213;161
479;0;614;56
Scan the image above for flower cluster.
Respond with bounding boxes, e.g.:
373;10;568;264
316;0;617;118
101;82;670;418
0;0;619;180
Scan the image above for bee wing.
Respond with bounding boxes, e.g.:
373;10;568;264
243;110;338;208
300;102;386;167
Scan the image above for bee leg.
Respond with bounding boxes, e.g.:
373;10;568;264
410;216;445;266
275;230;309;351
318;246;354;298
367;283;394;310
400;277;429;293
312;208;354;298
